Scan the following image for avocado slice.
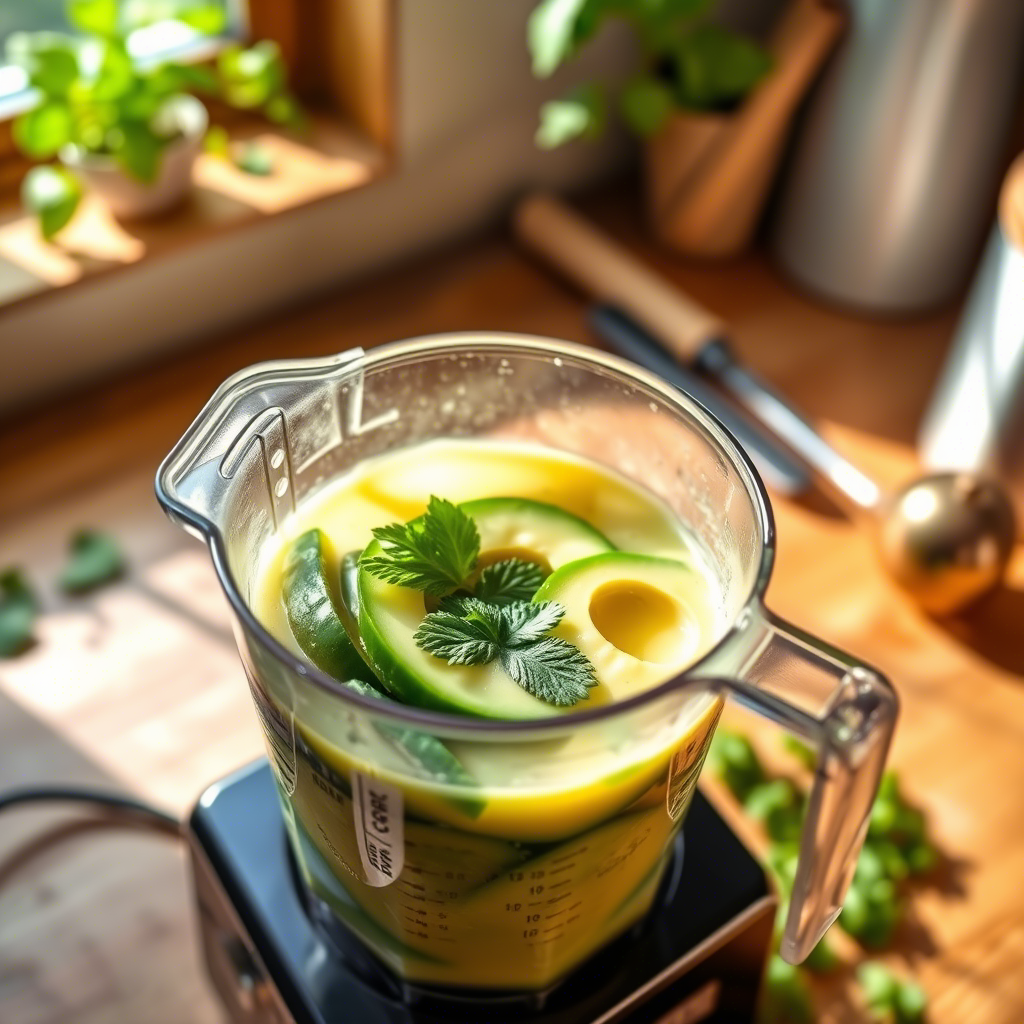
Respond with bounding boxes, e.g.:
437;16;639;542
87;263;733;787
533;552;716;702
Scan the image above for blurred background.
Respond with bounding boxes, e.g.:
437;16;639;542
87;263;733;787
1;2;1024;1023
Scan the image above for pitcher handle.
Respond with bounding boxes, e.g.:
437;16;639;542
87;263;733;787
716;605;898;963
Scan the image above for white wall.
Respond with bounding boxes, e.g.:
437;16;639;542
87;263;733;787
1;0;637;412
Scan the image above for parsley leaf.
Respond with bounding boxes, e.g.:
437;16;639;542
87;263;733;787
474;559;547;604
361;496;480;597
502;637;597;706
414;597;597;707
0;569;38;657
59;530;125;593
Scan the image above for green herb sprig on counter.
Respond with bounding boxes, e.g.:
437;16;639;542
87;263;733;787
708;728;934;1023
415;597;597;706
0;569;39;656
361;497;598;707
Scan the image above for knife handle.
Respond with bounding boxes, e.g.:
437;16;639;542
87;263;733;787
514;192;727;362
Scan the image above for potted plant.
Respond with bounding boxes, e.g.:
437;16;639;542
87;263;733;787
528;0;843;259
9;0;301;238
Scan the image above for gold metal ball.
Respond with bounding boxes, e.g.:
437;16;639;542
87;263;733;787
878;473;1017;615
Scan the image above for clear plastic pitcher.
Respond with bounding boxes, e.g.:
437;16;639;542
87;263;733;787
156;335;896;994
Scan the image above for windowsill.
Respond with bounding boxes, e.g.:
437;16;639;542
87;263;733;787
0;112;389;313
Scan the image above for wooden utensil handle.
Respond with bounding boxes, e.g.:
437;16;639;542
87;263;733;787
513;192;727;361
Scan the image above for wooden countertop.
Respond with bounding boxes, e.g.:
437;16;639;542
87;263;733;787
2;188;1022;1024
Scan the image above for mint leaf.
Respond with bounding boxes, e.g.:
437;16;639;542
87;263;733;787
501;637;596;706
0;570;38;657
414;597;596;707
474;559;547;604
59;530;125;593
620;74;674;137
414;601;501;665
535;83;605;149
361;496;480;597
21;166;82;241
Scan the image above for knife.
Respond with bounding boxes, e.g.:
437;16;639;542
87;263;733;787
588;305;811;496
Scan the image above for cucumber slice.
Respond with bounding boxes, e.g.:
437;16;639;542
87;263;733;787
357;498;614;718
342;678;486;818
534;552;717;702
283;529;371;683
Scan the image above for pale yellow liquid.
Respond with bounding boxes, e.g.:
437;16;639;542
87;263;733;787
251;441;725;990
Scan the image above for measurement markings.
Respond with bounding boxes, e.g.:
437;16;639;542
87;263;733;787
546;892;571;905
565;915;579;925
551;846;587;864
549;878;572;889
405;881;426;892
425;897;446;905
550;862;576;875
545;908;568;920
543;924;564;934
566;901;582;912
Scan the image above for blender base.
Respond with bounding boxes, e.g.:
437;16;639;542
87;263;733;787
188;761;775;1024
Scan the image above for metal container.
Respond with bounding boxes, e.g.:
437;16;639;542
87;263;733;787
919;156;1024;524
771;0;1024;314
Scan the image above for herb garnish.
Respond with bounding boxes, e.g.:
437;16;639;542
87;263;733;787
474;559;547;604
415;596;597;706
361;496;598;707
361;496;480;597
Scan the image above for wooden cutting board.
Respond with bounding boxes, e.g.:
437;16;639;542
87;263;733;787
0;207;1021;1023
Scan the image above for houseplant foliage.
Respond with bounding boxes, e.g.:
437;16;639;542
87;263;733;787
8;0;302;238
528;0;771;148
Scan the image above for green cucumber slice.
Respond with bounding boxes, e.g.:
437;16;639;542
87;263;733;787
342;678;486;818
358;498;614;718
283;529;373;683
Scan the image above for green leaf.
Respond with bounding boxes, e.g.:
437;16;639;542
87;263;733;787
706;728;765;800
414;597;596;707
502;636;596;706
361;497;481;597
803;932;839;974
29;46;79;98
111;122;163;183
59;530;125;593
235;142;274;176
13;103;73;159
857;961;901;1011
0;570;39;658
217;41;285;109
474;559;547;604
177;4;228;35
91;39;134;101
672;24;771;111
67;0;121;37
527;0;591;77
761;955;813;1024
265;93;305;129
894;980;927;1024
743;778;804;843
535;83;605;149
21;165;82;240
620;74;673;137
145;61;219;98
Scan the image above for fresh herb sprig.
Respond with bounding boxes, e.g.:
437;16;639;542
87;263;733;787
361;497;597;707
415;596;596;706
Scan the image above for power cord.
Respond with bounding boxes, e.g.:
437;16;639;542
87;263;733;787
0;786;182;838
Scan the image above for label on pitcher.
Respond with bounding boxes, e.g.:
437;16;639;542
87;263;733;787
352;770;404;886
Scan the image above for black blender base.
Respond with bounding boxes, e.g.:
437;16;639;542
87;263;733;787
188;761;775;1024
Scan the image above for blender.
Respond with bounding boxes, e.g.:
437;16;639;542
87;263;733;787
157;335;897;1023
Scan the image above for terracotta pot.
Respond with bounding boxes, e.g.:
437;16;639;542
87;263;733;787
60;94;208;221
641;0;846;260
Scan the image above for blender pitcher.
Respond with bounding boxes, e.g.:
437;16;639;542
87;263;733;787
157;335;896;993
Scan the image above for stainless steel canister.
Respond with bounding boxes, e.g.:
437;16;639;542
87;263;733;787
771;0;1024;314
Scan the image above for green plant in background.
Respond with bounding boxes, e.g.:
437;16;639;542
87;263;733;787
528;0;772;149
8;0;302;239
708;729;933;1023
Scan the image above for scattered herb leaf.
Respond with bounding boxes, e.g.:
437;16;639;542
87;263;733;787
59;530;125;593
361;496;480;597
473;559;547;604
414;596;596;707
857;962;927;1024
0;569;38;657
235;142;274;176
